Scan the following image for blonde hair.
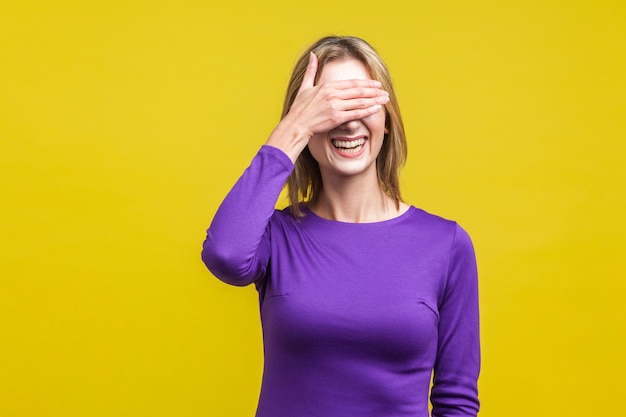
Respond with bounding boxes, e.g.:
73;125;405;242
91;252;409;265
282;36;408;218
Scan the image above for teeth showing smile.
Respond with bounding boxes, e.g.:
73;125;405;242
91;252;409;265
331;138;366;154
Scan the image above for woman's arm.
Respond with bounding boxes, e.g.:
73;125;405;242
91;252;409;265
431;223;481;417
202;52;389;285
201;145;293;286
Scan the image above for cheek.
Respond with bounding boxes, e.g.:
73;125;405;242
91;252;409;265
307;134;327;160
362;111;387;138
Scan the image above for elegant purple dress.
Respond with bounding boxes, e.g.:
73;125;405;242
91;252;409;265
202;146;480;417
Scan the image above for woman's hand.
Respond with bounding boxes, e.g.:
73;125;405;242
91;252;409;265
266;52;389;163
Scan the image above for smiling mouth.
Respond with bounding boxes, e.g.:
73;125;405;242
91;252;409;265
331;138;366;154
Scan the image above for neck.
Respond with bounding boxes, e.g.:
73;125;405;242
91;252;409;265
311;170;404;223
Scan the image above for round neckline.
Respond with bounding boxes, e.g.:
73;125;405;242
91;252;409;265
301;205;416;226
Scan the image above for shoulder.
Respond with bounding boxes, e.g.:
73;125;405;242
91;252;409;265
404;207;475;253
405;206;461;236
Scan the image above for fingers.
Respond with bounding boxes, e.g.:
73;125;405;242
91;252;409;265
328;78;382;90
345;104;384;120
330;97;389;117
338;103;385;123
323;83;389;112
329;85;389;102
299;52;318;92
316;78;388;105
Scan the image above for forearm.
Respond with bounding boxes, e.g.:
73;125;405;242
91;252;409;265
201;145;294;285
265;118;311;164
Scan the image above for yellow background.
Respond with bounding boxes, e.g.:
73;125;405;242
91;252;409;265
1;1;624;416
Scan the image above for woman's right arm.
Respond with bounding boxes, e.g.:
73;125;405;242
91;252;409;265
202;53;389;285
201;145;294;286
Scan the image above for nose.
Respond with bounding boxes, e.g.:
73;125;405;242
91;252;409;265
337;119;360;131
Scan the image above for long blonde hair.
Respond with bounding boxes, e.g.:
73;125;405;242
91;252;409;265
283;36;408;218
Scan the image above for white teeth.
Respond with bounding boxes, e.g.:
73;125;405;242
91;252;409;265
331;138;365;149
336;145;363;154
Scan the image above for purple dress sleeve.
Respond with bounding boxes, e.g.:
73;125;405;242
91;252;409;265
201;145;294;286
431;224;481;416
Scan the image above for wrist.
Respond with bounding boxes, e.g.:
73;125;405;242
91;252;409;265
266;120;311;163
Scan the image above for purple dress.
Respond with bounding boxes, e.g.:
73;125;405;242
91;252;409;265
202;145;480;417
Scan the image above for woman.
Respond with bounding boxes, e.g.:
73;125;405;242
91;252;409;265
202;36;480;417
